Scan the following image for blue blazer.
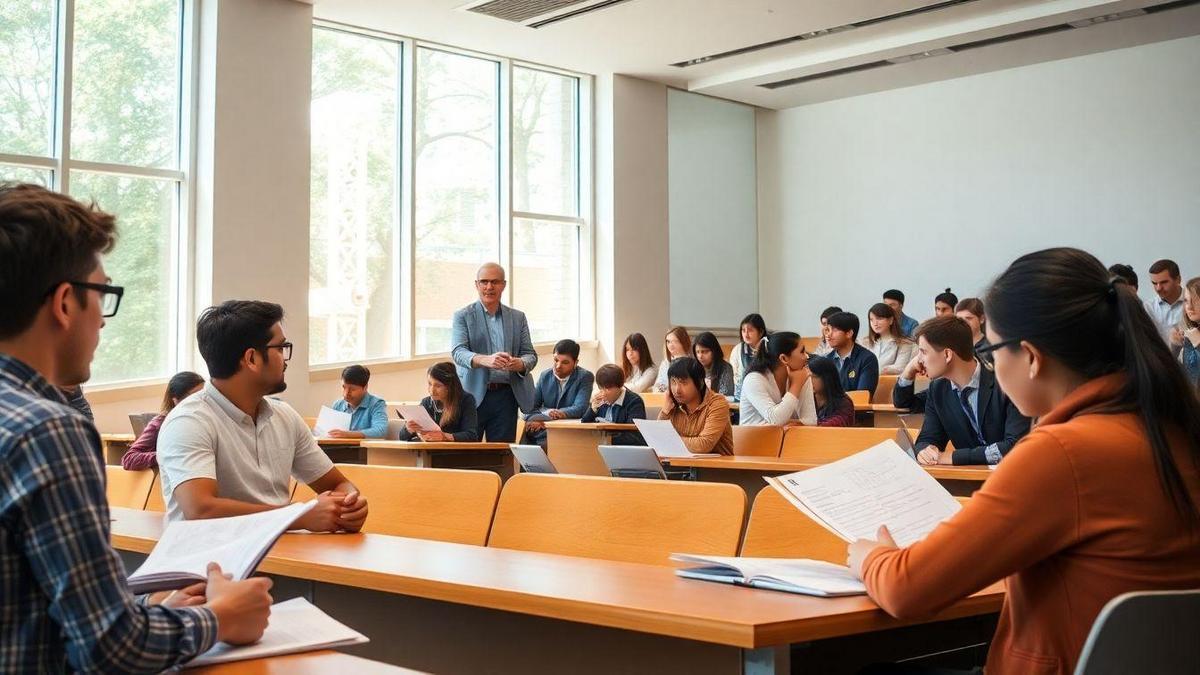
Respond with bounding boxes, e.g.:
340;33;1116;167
834;344;880;394
451;301;538;413
580;388;646;446
527;367;595;420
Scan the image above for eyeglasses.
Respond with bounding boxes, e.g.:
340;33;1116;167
475;279;506;287
975;337;1022;357
44;281;125;318
264;341;293;361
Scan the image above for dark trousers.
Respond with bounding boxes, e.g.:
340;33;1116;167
476;385;519;442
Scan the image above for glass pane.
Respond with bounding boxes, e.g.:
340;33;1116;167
513;67;578;216
0;0;56;156
71;0;181;168
414;48;500;354
512;218;579;343
309;28;400;365
70;171;175;383
0;164;52;186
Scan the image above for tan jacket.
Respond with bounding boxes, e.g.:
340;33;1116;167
658;389;734;455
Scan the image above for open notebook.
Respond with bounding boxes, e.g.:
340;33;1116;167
128;501;315;594
671;554;866;597
185;597;368;668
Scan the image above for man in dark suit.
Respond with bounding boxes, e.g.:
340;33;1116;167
581;364;647;445
522;339;595;448
893;316;1031;465
826;311;880;394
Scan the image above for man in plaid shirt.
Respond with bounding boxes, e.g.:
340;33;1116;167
0;184;273;672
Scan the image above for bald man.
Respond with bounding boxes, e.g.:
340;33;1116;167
450;263;538;441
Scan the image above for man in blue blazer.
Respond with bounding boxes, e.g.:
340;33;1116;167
580;364;646;446
450;263;538;442
522;339;595;448
825;311;880;394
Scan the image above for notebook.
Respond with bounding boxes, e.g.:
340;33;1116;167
185;597;368;668
670;554;866;597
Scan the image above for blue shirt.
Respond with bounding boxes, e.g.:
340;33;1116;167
482;303;510;385
899;313;919;338
331;392;389;438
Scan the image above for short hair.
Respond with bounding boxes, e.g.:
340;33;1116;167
553;338;580;361
0;183;118;340
955;297;985;318
826;312;860;340
196;300;285;379
595;364;624;389
1108;263;1138;289
882;289;905;305
1149;259;1181;279
819;305;843;322
914;316;975;362
341;364;370;388
666;356;708;399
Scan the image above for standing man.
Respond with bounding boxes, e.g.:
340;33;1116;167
451;263;538;442
1145;259;1186;356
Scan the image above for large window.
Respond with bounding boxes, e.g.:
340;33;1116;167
309;25;590;365
0;0;190;384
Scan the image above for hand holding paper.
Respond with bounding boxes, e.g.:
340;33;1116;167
312;405;351;436
396;404;439;433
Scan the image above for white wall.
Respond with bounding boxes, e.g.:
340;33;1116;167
758;35;1200;335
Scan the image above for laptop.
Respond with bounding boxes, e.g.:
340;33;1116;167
895;417;918;461
128;412;157;436
598;445;667;480
510;445;558;474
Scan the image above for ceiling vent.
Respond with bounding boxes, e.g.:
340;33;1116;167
461;0;633;29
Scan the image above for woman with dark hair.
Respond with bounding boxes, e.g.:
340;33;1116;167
1178;277;1200;391
400;361;479;442
739;331;817;426
658;357;733;455
620;332;657;393
954;297;989;351
730;313;767;399
806;357;854;427
862;303;916;375
933;288;959;317
121;371;205;471
849;248;1200;675
692;331;735;398
653;326;692;392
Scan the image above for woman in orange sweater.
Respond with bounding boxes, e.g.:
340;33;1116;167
848;248;1200;675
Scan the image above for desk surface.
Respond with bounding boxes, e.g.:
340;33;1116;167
110;508;1002;649
543;421;637;431
313;438;364;447
359;441;510;451
667;455;993;482
101;432;135;443
191;650;422;674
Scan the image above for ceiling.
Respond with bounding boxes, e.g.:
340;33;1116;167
312;0;1200;109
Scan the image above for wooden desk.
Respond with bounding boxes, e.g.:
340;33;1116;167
544;421;638;476
192;650;423;674
314;437;367;464
101;433;136;464
110;507;1002;674
358;441;511;476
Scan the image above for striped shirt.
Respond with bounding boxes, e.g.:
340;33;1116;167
0;353;218;672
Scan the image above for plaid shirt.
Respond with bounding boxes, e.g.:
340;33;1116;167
0;353;218;672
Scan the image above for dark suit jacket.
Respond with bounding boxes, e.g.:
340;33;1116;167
832;344;880;393
580;388;646;445
893;366;1031;465
398;394;479;442
526;367;595;420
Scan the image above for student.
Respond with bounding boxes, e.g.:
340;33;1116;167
933;288;958;317
954;297;989;351
0;183;270;671
1108;263;1138;292
729;313;766;399
893;316;1031;465
882;290;918;338
620;332;657;393
1146;259;1186;355
850;247;1200;675
862;303;916;375
652;326;691;391
807;357;855;427
738;331;817;427
1179;277;1200;391
581;363;647;445
813;305;842;356
825;312;880;394
400;361;479;442
121;371;205;471
157;300;368;531
658;357;733;455
521;339;595;448
327;364;388;439
692;331;735;398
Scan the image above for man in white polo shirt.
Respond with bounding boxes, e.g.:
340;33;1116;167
157;300;368;531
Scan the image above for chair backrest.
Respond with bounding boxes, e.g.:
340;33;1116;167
847;389;870;406
1074;589;1200;675
598;445;666;480
800;336;821;353
488;473;746;565
385;419;406;441
105;466;156;510
872;375;897;404
302;416;317;430
780;426;905;463
731;424;784;457
511;444;558;474
145;473;166;512
639;391;666;408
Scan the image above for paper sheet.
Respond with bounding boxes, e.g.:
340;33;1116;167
632;419;714;458
185;597;368;667
395;404;439;433
313;405;351;436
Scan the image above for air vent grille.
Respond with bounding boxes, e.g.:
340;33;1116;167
466;0;593;23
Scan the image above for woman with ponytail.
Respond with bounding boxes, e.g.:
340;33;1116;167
848;248;1200;675
738;331;818;426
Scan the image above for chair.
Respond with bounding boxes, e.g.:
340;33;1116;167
639;391;666;409
1074;589;1200;675
847;390;870;406
487;473;746;565
731;425;784;457
293;464;501;545
800;336;822;353
780;426;906;463
105;466;156;510
872;375;898;404
302;416;318;431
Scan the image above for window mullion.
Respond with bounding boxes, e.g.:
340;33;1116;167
54;0;76;193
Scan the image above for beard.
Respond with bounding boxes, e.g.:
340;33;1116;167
267;377;288;395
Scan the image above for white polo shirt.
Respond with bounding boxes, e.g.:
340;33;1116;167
156;382;334;522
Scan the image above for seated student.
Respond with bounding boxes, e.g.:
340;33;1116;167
658;357;733;455
581;364;647;445
653;326;691;391
807;357;855;427
60;384;93;421
692;331;735;398
122;371;205;471
812;305;842;356
0;183;270;671
326;364;388;439
738;332;817;427
521;339;595;448
1108;263;1138;292
882;290;919;338
892;316;1031;465
862;303;916;375
933;288;958;317
954;297;989;352
1179;276;1200;391
729;313;766;399
399;361;479;442
849;247;1200;675
620;332;657;393
157;300;368;531
825;312;880;394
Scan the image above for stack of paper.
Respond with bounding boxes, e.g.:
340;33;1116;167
185;597;368;668
671;554;866;597
313;405;351;436
632;419;719;458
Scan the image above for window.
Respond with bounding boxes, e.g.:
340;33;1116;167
0;0;191;385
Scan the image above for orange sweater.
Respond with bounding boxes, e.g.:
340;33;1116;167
658;389;734;455
862;373;1200;675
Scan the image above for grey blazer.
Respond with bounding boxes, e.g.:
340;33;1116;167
450;301;538;412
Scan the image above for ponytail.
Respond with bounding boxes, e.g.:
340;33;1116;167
747;331;801;376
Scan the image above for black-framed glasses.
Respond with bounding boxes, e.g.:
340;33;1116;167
45;281;125;318
975;337;1022;357
475;278;506;287
264;341;293;362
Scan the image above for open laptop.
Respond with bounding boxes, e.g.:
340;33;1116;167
598;445;667;480
510;444;558;474
128;412;157;436
895;416;918;461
